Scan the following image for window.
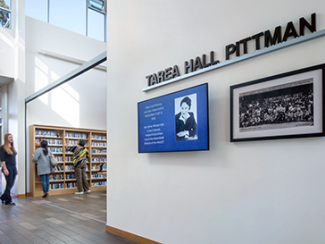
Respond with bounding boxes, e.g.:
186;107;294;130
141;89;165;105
50;0;86;36
25;0;106;42
88;0;105;13
0;0;11;29
87;8;105;42
25;0;47;23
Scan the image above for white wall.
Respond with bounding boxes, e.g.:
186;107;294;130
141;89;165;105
25;16;107;192
0;27;15;78
26;16;107;129
106;1;325;243
4;0;26;196
0;3;15;195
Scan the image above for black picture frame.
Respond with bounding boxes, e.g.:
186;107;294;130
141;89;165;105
230;64;325;142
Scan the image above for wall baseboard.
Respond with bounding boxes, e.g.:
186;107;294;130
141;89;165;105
105;225;162;244
17;194;26;198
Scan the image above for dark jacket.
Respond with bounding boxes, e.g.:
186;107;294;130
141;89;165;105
175;112;197;141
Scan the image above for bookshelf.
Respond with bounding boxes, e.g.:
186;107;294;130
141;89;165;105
30;125;107;197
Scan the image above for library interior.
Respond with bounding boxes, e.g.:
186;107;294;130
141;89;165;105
1;1;325;244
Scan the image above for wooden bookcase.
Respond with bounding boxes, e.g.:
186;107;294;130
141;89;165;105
30;125;107;197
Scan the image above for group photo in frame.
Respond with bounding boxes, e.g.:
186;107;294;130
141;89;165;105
230;64;325;142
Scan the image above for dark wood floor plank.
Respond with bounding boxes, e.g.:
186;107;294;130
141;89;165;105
0;192;139;244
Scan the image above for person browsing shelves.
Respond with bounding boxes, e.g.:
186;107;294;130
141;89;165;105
66;139;90;194
32;140;52;198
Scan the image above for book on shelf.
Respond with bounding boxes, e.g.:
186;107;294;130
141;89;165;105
91;174;107;179
91;158;107;162
54;165;64;172
32;125;107;195
50;183;64;190
65;182;77;189
36;139;62;146
91;182;107;187
54;156;64;162
65;132;86;139
66;140;79;146
91;135;106;140
91;164;107;171
65;165;89;171
36;130;59;137
65;174;76;180
49;147;63;153
49;174;64;181
44;139;62;145
65;165;74;171
91;142;107;147
91;149;107;154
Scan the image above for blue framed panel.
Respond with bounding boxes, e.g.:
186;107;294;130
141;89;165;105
138;83;209;153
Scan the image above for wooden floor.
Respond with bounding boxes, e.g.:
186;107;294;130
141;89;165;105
0;191;138;244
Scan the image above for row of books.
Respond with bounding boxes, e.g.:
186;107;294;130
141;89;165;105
66;140;79;146
91;174;107;179
91;142;107;147
54;156;64;162
36;130;59;137
36;131;106;140
48;175;78;181
91;158;106;162
66;174;75;180
49;174;64;181
92;149;107;154
49;182;106;190
91;164;107;170
53;165;108;172
53;156;106;162
65;165;75;171
49;147;63;153
35;138;63;146
65;132;87;139
91;135;106;140
91;182;107;187
66;183;77;189
49;175;91;182
50;183;64;190
65;165;89;171
53;166;64;172
44;139;62;145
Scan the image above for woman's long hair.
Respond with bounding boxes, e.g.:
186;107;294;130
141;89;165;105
2;133;17;155
40;140;48;156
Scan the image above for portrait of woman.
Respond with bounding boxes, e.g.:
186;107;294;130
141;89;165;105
175;95;198;141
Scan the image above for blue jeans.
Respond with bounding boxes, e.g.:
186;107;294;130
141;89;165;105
40;174;49;194
1;165;17;204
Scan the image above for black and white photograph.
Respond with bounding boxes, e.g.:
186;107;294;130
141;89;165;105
175;93;198;141
230;64;325;142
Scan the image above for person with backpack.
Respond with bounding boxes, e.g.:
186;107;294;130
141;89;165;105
32;140;53;198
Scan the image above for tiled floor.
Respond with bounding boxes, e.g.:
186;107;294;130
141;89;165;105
0;191;138;244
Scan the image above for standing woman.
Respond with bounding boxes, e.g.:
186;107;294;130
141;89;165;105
32;140;52;198
66;139;90;194
0;133;18;205
175;96;197;141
